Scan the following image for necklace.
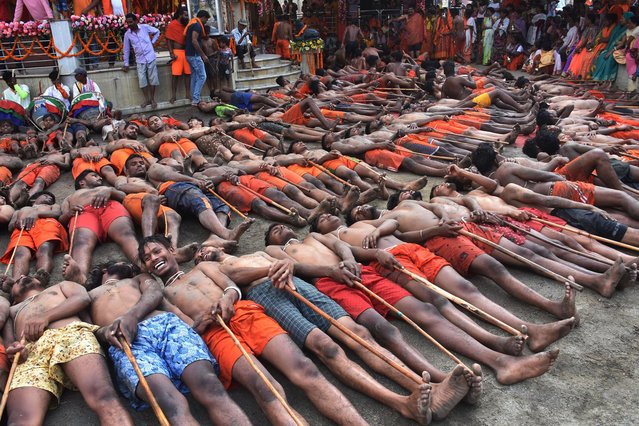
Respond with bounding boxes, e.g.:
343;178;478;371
165;270;185;287
283;238;300;250
104;279;118;285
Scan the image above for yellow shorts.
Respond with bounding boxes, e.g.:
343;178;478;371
472;92;492;107
10;322;102;406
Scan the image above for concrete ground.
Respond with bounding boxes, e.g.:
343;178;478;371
5;101;638;425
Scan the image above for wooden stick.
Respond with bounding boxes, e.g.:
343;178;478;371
68;211;79;254
457;229;583;291
207;187;248;219
309;161;354;187
4;227;24;275
0;337;26;419
393;266;525;336
621;152;639;161
61;120;69;141
285;287;421;384
531;217;639;252
277;175;312;193
622;184;639;197
393;145;456;161
162;209;168;238
216;315;303;426
238;183;295;215
340;154;385;179
118;337;170;426
353;281;473;374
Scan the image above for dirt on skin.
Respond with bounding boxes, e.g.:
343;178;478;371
5;105;637;426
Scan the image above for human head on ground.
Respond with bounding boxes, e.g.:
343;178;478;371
386;189;422;209
470;143;498;175
430;181;459;198
193;245;224;264
122;121;139;139
87;260;140;290
5;275;45;304
139;235;178;278
309;213;343;234
264;223;298;246
345;204;380;225
124;154;148;177
146;114;165;132
75;170;103;189
29;191;55;206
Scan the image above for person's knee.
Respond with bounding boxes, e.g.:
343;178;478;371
287;354;322;385
142;194;162;210
455;277;481;297
370;318;403;347
248;371;282;404
166;210;181;225
13;247;31;263
83;382;121;411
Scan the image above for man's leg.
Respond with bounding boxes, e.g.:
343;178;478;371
63;227;98;284
297;98;339;130
29;176;47;196
34;241;55;280
6;387;51;425
64;354;133;425
141;374;200;425
171;74;179;103
106;216;140;264
141;86;151;107
140;194;162;238
10;246;31;279
564;150;624;190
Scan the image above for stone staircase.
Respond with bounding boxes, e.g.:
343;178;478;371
234;53;300;92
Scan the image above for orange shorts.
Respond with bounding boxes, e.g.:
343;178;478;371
122;193;176;227
350;94;368;102
158;138;198;158
370;243;450;282
277;167;305;184
46;130;61;146
474;77;486;89
287;164;321;178
322;156;358;173
202;301;287;389
171;49;191;75
320;109;345;122
423;235;486;277
0;166;11;185
217;182;258;213
610;130;639;140
241;174;274;195
72;157;113;179
554;157;595;183
109;148;154;175
1;218;69;264
68;200;132;244
275;39;290;59
550;181;595;205
460;222;503;254
0;345;8;373
232;128;269;147
364;149;405;172
16;163;60;188
280;103;310;126
255;172;290;191
621;149;639;162
0;138;16;152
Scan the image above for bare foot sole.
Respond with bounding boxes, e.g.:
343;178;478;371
618;262;637;290
376;178;389;199
401;371;432;425
202;235;239;253
288;208;308;227
462;364;482;405
403;176;429;191
525;317;576;353
495;349;559;385
553;279;578;322
597;257;625;297
229;218;255;242
307;198;336;225
62;254;87;284
504;124;521;144
430;365;468;421
34;268;50;287
339;185;361;211
494;334;525;356
175;243;199;264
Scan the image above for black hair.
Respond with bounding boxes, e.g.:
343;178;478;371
502;71;514;81
87;260;140;291
29;191;55;205
315;68;326;76
48;69;59;82
74;169;97;190
424;80;435;94
522;138;539;158
386;191;402;210
308;214;322;233
275;76;286;86
138;235;172;263
321;132;333;150
536;109;557;127
2;71;12;84
196;10;211;18
218;36;229;46
470;143;497;175
443;60;456;77
173;6;188;19
364;121;376;134
308;79;321;95
203;25;211;35
534;129;561;155
188;116;203;124
125;12;137;21
365;55;378;67
425;70;437;80
264;222;280;246
125;120;140;130
287;140;299;154
540;36;553;52
391;50;403;62
42;113;57;122
124;153;145;169
429;185;439;200
515;76;529;88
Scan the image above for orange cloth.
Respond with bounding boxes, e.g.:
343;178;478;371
0;345;8;372
423;234;486;277
364;149;405;172
72;157;113;179
276;39;290;59
233;128;269;147
163;117;183;129
550;181;596;205
241;175;274;195
122;193;175;227
553;157;595;183
322;156;358;172
620;149;639;162
157;181;176;195
101;0;126;15
166;19;186;44
474;77;486;89
1;218;68;264
460;222;504;254
16;163;60;188
202;301;287;390
320;109;345;122
280;103;310;125
184;18;205;37
217;181;258;213
0;138;16;152
158;138;198;158
171;49;191;76
406;13;425;46
68;200;131;244
46;130;61;146
277;166;305;184
255;172;289;191
287;164;321;178
109;148;154;175
370;243;449;282
0;166;11;185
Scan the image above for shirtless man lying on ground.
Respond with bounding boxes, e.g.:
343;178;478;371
87;260;250;425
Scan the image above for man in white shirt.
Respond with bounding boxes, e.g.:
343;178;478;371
71;67;101;100
2;70;30;110
231;19;259;69
42;69;71;110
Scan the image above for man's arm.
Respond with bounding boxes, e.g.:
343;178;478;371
148;25;160;45
123;32;132;67
191;27;208;62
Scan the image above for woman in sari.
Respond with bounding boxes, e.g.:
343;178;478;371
624;16;639;90
574;13;618;79
491;9;510;62
592;12;634;85
433;8;453;59
482;7;495;64
566;14;599;78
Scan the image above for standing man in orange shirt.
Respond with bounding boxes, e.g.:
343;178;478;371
166;7;191;104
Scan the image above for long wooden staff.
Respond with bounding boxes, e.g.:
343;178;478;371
118;337;170;426
621;153;639;161
215;315;303;426
284;287;421;384
238;183;295;215
162;209;168;238
393;145;456;161
531;217;639;252
457;229;583;291
68;211;79;254
309;161;354;187
393;266;524;336
622;184;639;197
0;337;26;418
340;154;385;180
207;187;248;219
4;228;24;275
353;281;474;374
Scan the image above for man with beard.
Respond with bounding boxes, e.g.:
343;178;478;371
139;235;368;425
1;275;133;425
87;260;250;425
166;7;191;104
106;122;157;175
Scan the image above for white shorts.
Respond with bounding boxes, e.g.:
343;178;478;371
137;60;159;88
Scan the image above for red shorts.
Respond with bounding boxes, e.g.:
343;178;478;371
233;128;269;147
423;235;487;277
158;138;198;158
72;157;113;179
16;163;60;188
122;193;176;227
275;39;290;59
460;222;503;254
550;181;595;205
202;301;287;389
0;166;11;185
512;207;567;232
280;103;310;126
364;149;405;172
316;265;411;320
110;149;154;175
1;218;68;264
370;243;450;282
553;157;594;183
217;182;258;213
68;200;131;244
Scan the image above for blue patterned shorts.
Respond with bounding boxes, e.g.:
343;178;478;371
108;312;219;410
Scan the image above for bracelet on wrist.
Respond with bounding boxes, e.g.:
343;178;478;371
223;285;242;301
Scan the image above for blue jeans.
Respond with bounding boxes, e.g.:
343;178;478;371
186;55;206;103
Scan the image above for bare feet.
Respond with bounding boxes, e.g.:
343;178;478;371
462;364;482;405
618;262;637;290
307;198;336;225
140;101;150;108
494;349;559;385
525;317;576;352
151;101;157;109
34;268;50;287
551;279;578;321
402;176;429;191
62;254;87;285
339;185;360;212
504;124;521;144
175;243;199;264
169;97;176;104
400;371;432;425
429;365;468;421
494;334;525;356
376;178;389;199
596;257;624;297
288;209;308;227
203;235;239;253
228;218;255;242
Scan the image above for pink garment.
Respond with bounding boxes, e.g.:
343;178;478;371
406;13;425;46
13;0;54;21
627;38;639;77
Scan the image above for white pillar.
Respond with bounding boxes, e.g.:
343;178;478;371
215;0;224;33
50;20;81;75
